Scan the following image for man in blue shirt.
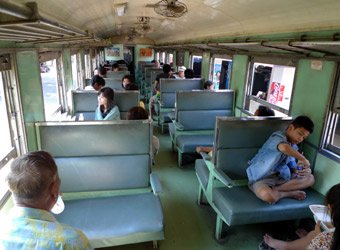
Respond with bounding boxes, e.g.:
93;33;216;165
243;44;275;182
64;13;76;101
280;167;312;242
246;116;315;204
0;151;93;250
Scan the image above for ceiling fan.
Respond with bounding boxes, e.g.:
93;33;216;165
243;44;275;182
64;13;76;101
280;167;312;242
146;0;188;18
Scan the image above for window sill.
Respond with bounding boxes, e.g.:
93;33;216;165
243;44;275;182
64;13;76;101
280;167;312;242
319;148;340;164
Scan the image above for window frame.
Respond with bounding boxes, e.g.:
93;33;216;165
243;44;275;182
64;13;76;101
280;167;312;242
320;64;340;162
244;57;298;115
0;54;26;208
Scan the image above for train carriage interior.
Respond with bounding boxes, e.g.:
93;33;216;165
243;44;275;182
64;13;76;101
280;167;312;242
1;0;340;249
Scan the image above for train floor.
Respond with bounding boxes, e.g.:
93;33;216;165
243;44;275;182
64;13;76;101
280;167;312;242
99;125;307;250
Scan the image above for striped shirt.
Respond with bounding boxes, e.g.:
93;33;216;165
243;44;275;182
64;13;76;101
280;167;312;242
0;206;93;250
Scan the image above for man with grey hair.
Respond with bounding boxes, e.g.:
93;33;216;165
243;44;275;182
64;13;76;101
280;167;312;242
0;151;93;250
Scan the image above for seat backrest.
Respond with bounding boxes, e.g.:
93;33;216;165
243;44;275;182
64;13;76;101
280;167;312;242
35;120;152;193
103;78;124;90
159;79;202;108
214;117;292;179
145;68;163;87
106;70;129;79
72;90;139;119
176;90;235;130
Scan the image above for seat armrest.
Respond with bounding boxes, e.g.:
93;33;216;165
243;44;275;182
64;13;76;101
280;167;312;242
150;173;162;195
199;152;211;161
213;167;235;188
173;121;184;131
167;112;175;120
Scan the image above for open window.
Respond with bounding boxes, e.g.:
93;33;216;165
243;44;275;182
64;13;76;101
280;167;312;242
0;55;25;207
322;65;340;159
191;55;202;78
212;57;233;89
244;57;297;116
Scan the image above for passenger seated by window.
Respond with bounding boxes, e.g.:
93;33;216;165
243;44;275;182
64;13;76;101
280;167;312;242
247;116;315;204
196;105;275;154
149;64;175;117
127;106;160;161
151;59;161;68
184;68;195;79
93;66;107;77
95;87;120;121
122;75;138;90
259;183;340;250
112;63;120;72
0;151;93;250
85;75;105;91
203;80;214;90
254;105;275;116
174;66;186;79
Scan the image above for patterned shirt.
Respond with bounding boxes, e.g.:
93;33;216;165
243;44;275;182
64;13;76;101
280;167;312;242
307;231;334;250
0;206;93;250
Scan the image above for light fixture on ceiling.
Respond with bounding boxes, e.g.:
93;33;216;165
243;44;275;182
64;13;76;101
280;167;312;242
114;3;127;17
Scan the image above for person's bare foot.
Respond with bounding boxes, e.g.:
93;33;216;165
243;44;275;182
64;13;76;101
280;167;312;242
290;190;306;200
264;234;286;250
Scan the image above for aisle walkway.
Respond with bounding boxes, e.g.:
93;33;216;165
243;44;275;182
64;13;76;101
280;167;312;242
101;127;278;250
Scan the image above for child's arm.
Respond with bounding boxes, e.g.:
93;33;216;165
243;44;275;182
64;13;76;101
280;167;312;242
278;143;310;168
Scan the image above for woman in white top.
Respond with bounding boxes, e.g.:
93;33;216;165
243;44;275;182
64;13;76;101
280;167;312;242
261;183;340;250
95;87;120;121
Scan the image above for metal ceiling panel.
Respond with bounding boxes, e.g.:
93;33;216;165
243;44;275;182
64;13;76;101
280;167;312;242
215;42;298;54
290;41;340;56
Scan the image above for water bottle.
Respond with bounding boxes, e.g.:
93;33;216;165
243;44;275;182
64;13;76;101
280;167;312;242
79;113;84;121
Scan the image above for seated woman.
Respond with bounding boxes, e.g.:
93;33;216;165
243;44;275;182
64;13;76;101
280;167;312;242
260;183;340;250
121;75;138;90
95;87;120;121
203;80;214;90
127;106;160;162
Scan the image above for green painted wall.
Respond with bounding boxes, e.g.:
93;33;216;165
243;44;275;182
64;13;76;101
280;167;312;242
290;60;336;172
16;51;44;151
291;60;335;145
314;153;340;195
135;45;154;66
184;51;190;68
229;55;249;111
201;52;210;81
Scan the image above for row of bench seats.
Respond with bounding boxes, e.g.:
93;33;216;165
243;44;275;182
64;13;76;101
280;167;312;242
195;117;324;240
169;90;235;166
35;120;164;248
158;78;203;133
71;90;139;120
85;77;124;90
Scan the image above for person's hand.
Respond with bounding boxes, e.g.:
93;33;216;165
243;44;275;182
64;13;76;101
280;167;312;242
297;167;312;177
297;158;310;168
314;221;321;234
196;146;203;154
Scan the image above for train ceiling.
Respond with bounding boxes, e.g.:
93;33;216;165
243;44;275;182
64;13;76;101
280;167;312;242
1;0;340;57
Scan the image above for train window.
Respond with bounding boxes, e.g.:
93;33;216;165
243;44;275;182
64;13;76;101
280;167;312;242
323;67;340;158
245;60;296;115
168;53;173;65
0;68;24;206
41;59;60;119
0;76;12;158
191;55;202;78
71;54;79;89
160;52;166;64
212;58;233;89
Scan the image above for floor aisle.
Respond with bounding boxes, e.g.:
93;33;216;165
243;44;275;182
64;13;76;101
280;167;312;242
101;126;272;250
